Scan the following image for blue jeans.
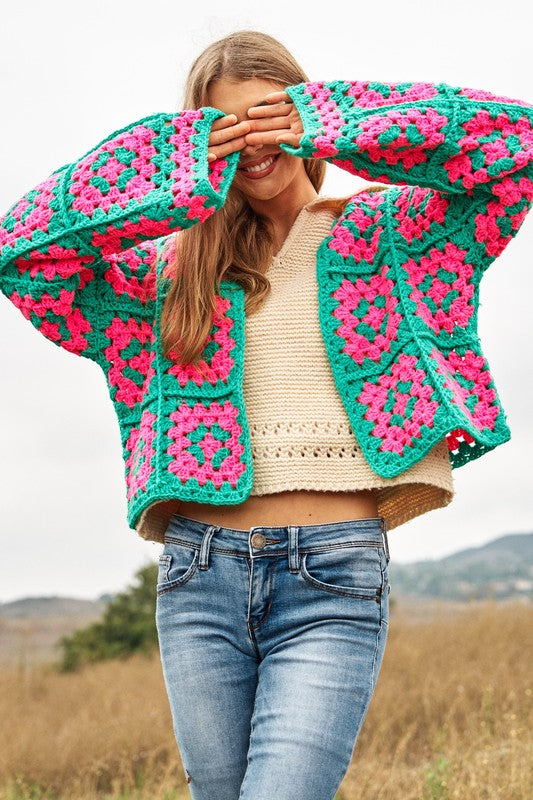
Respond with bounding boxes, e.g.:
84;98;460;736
155;513;391;800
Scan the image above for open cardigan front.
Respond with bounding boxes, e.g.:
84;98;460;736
1;77;532;537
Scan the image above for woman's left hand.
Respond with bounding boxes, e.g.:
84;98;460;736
244;90;304;149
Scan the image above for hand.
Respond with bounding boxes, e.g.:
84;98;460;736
244;91;303;149
207;114;252;162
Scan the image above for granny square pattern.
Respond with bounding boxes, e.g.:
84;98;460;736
2;79;532;528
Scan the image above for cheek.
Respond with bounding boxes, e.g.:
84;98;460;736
270;153;304;186
279;153;300;177
285;157;311;189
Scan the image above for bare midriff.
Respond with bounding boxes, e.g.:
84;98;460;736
169;489;380;531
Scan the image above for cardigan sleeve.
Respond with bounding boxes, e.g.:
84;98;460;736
281;79;533;195
284;81;533;475
281;79;533;275
0;108;239;364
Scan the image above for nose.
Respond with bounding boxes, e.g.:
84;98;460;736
242;142;263;157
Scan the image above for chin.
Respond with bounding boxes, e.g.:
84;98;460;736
238;172;297;200
241;183;287;202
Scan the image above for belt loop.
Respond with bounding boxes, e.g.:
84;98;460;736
198;525;219;570
380;518;390;564
287;525;299;574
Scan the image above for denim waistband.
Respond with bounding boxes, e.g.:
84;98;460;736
164;513;390;567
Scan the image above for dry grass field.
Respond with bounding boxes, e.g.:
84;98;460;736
0;601;105;667
0;599;530;800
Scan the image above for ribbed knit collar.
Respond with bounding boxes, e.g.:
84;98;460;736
272;195;337;262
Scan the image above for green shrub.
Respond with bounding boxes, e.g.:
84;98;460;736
57;563;159;672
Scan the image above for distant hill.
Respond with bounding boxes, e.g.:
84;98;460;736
0;531;531;643
0;595;107;620
389;532;533;601
0;595;107;666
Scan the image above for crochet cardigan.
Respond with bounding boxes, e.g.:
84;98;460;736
1;78;532;540
242;200;454;531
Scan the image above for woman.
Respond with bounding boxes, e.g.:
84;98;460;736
1;28;532;800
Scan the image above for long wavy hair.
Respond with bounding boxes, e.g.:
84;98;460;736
160;30;387;366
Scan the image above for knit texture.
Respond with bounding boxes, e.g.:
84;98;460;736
281;80;533;477
242;201;453;535
1;79;532;539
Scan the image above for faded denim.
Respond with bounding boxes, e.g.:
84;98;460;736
155;513;391;800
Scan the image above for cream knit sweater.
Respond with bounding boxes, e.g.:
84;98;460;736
136;198;454;542
242;199;454;531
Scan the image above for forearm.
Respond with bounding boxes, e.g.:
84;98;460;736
0;106;239;362
0;107;239;270
281;79;533;194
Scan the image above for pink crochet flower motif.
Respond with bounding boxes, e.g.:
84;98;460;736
70;123;160;214
168;295;236;387
8;286;94;356
346;81;441;109
125;409;157;501
7;244;96;355
353;106;448;172
430;348;500;432
459;86;533;108
69;112;217;239
206;156;231;191
302;83;346;157
332;268;402;365
91;217;180;260
166;401;246;489
328;192;386;261
357;353;439;456
474;174;533;259
102;240;158;303
103;317;156;409
444;108;533;192
404;241;475;335
302;80;447;173
301;80;441;162
0;172;60;254
14;242;95;284
393;186;449;245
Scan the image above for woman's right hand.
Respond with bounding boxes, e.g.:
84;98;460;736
207;114;253;162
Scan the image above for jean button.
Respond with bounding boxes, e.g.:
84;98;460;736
251;532;267;549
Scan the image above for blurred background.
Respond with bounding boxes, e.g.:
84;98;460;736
1;0;532;603
1;4;531;799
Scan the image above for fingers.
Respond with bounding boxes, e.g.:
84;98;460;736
209;118;250;145
243;130;286;147
207;118;252;161
244;114;291;132
237;113;291;150
205;92;295;162
207;135;249;161
246;100;292;119
274;133;301;148
243;125;302;149
210;113;238;130
260;90;291;104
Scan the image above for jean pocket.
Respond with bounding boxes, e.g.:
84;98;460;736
299;543;387;601
156;542;199;596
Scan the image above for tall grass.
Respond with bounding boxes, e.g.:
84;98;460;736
0;601;530;799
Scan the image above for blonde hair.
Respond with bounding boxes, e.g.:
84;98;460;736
160;30;387;365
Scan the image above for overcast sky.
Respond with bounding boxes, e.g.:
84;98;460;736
1;0;531;603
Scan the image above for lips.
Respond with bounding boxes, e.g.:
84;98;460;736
237;153;281;179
